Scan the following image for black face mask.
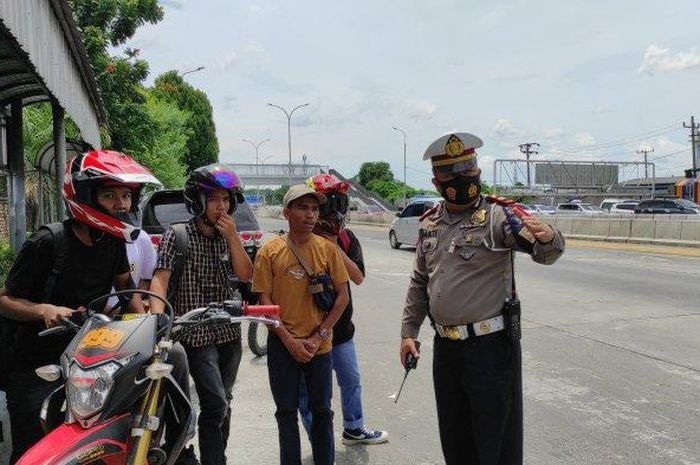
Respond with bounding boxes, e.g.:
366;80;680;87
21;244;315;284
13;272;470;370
436;174;481;205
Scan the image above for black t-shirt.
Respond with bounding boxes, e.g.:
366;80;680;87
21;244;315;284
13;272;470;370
332;229;364;346
4;222;129;370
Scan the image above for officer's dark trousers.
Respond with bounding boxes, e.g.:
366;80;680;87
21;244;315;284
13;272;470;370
433;332;523;465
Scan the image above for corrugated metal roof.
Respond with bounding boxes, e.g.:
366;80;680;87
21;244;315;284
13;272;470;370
0;0;104;147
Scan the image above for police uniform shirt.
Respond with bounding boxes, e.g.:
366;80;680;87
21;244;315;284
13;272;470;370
401;196;565;339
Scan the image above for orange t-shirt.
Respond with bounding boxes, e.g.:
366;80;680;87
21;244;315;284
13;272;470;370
252;234;350;354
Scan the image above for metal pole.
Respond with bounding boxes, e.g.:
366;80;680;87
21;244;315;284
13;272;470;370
243;138;270;201
53;102;66;219
268;103;310;186
8;98;25;252
392;127;407;208
180;66;205;77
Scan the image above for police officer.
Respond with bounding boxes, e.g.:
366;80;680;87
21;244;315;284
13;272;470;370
399;133;564;465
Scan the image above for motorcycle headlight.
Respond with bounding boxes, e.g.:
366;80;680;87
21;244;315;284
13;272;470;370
66;362;120;420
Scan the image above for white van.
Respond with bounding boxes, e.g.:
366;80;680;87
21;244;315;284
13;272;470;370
600;198;635;211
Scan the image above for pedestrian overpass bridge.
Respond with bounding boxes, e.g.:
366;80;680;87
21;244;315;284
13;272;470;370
225;163;328;186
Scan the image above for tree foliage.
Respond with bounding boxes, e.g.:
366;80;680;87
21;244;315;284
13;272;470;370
68;0;164;152
152;71;219;171
138;94;190;188
23;103;80;164
358;161;393;188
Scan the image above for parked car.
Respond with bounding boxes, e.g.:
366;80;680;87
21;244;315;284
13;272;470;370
633;198;700;214
608;201;638;214
556;202;607;214
140;189;266;255
525;204;557;215
389;198;442;249
600;198;636;211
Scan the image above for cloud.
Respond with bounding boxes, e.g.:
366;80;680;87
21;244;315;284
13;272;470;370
592;104;612;113
403;99;438;121
221;43;269;72
247;4;262;13
573;132;595;147
491;118;525;141
543;127;564;139
638;44;700;75
158;0;183;10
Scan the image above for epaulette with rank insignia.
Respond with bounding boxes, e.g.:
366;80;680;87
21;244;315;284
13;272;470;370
420;202;441;221
485;194;515;207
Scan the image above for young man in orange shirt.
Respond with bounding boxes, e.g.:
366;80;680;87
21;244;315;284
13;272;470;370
253;185;349;465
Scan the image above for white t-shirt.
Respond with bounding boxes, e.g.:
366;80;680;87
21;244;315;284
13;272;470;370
108;230;157;307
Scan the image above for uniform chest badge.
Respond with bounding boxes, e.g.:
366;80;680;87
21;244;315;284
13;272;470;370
471;209;486;226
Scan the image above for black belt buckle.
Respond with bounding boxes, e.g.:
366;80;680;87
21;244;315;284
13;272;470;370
503;298;522;342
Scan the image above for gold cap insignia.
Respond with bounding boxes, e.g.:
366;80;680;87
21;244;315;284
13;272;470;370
479;321;491;333
445;135;465;158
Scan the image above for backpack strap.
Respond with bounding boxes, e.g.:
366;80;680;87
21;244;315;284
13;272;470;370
167;223;190;302
39;221;69;303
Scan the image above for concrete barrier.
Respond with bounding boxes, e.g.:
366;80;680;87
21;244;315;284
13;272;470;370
630;219;655;241
680;221;700;242
258;210;700;248
654;221;683;241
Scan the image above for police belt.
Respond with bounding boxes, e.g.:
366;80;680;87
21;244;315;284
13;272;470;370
434;315;505;340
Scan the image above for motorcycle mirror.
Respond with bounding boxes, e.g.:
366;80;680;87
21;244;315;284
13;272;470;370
35;364;62;382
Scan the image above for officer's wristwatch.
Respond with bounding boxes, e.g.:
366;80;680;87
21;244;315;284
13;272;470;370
315;327;330;341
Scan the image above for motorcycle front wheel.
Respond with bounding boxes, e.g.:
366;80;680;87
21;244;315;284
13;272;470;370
247;322;268;357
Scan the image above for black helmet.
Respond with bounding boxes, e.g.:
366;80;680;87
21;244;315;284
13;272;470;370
184;163;245;216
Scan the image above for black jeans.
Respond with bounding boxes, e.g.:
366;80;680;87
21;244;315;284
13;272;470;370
185;338;242;465
6;370;61;463
433;333;522;465
267;333;334;465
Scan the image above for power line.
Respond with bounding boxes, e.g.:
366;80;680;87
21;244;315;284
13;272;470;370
649;148;689;161
554;123;682;154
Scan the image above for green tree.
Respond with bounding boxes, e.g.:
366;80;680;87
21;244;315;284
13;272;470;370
357;161;393;188
152;71;219;171
366;179;418;201
68;0;164;152
138;94;190;188
23;103;80;164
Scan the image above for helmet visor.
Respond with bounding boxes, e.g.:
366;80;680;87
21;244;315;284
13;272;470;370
211;170;242;189
319;193;349;217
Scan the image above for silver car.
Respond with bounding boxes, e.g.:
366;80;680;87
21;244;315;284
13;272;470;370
389;198;442;249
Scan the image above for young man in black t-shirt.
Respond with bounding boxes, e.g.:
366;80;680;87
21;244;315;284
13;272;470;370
298;174;388;445
0;150;156;461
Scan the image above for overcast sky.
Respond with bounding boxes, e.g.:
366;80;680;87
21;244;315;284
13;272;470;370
126;0;700;189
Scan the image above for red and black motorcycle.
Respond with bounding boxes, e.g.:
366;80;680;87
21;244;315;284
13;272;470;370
17;290;279;465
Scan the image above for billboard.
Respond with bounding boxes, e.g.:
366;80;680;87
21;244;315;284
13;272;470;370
535;163;618;187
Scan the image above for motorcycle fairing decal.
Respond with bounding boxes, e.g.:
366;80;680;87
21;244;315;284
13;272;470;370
17;413;130;465
78;327;126;350
57;441;125;465
74;350;120;367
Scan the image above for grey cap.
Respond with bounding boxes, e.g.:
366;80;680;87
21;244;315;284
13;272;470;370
423;133;483;173
283;184;327;208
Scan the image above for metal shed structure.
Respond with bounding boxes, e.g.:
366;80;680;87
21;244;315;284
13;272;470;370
0;0;104;251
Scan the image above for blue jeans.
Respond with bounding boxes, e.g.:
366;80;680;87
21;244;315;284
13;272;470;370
299;338;364;433
267;333;334;465
185;339;242;465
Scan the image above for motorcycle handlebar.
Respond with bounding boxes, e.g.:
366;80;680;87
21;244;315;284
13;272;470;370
245;304;280;316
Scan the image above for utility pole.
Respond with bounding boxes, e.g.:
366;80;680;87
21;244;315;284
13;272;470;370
392;127;407;208
518;142;539;188
636;147;654;179
683;116;699;172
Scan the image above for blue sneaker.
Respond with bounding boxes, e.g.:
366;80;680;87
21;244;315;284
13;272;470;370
342;427;389;445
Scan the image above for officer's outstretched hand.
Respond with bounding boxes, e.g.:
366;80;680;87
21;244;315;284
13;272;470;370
38;304;74;328
522;217;554;243
400;337;420;368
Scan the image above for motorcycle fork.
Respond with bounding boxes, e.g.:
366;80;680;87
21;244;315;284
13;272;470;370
128;366;165;464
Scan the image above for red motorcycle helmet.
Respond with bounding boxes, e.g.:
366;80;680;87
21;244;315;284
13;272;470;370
184;163;245;217
63;150;161;242
307;174;350;235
